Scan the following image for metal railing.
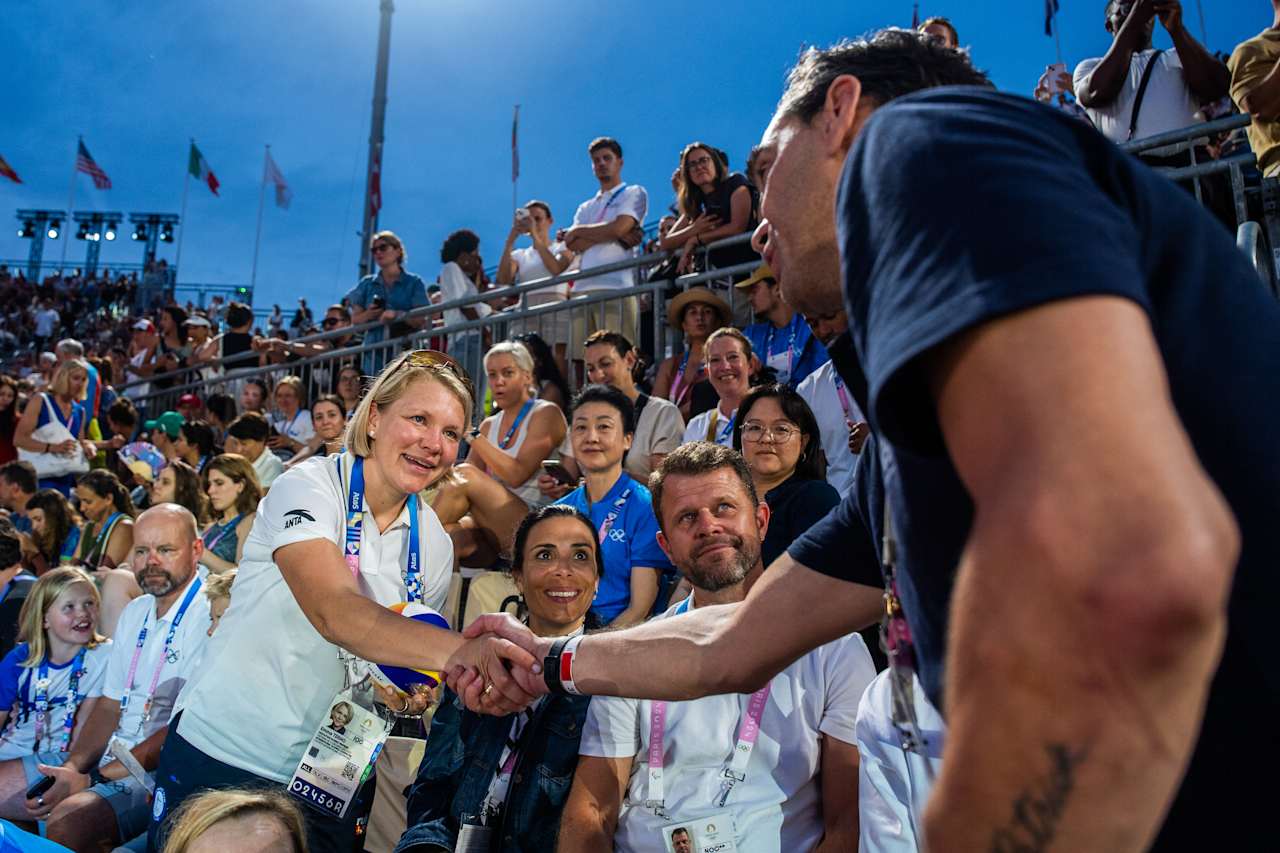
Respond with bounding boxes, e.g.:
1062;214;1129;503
119;233;762;420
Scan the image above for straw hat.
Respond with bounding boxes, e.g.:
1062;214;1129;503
666;287;731;331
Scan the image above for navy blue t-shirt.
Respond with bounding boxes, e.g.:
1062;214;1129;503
789;88;1280;846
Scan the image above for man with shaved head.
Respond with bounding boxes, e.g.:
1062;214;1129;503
4;504;212;850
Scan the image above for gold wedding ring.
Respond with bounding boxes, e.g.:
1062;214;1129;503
482;682;495;697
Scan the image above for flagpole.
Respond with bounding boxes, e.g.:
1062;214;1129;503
1053;14;1063;67
175;139;193;273
512;104;519;212
250;145;268;291
59;137;79;275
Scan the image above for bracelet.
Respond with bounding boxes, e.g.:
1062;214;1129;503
543;635;584;696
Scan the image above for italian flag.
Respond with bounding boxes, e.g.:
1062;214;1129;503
188;142;220;196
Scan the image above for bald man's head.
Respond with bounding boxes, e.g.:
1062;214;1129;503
130;503;203;598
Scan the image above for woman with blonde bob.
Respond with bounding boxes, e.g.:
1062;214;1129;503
161;788;307;853
0;567;111;772
149;350;542;852
199;454;261;574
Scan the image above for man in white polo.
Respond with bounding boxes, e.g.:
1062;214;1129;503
556;443;873;853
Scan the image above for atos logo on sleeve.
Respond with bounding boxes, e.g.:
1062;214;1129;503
284;509;316;529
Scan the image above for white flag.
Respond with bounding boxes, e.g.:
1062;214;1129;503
265;150;292;209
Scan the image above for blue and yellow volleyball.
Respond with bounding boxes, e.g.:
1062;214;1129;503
375;602;450;690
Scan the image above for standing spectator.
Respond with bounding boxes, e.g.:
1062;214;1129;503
565;138;648;343
199;454;261;574
345;231;429;375
54;340;104;432
184;315;221;385
918;15;959;47
267;376;314;459
660;141;759;288
650;288;730;422
215;302;258;373
437;229;493;378
737;264;828;388
796;308;868;497
556;443;872;853
14;359;95;496
1228;3;1280;178
123;320;157;403
681;328;760;449
732;385;840;568
0;376;18;465
290;298;313;337
267;304;284;337
32;300;60;354
555;385;674;627
223;413;285;490
1074;0;1230;154
499;201;575;373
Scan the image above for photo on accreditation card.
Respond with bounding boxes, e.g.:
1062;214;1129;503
663;818;735;853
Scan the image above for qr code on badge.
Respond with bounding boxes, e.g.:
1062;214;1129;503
342;762;359;781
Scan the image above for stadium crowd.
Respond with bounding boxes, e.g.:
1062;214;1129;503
0;6;1274;852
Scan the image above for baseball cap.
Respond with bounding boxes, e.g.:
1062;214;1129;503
178;393;203;409
733;262;776;289
184;315;212;328
132;319;156;333
143;410;184;439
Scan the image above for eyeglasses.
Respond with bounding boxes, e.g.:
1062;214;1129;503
741;422;799;443
390;349;475;403
372;243;396;254
687;155;715;170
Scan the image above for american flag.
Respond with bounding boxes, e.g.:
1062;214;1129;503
76;139;112;190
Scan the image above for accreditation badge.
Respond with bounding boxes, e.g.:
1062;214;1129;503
661;813;738;853
287;688;392;819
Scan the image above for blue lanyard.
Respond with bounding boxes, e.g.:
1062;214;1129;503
593;481;633;545
202;514;244;553
765;320;798;381
118;575;203;728
33;648;87;753
280;409;303;437
706;408;736;444
339;454;423;603
673;596;692;615
58;529;80;563
87;512;124;564
593;184;628;223
498;399;535;450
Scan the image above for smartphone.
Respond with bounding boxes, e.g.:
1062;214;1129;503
541;459;575;485
26;776;55;800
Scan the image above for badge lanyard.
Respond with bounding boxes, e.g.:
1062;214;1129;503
86;512;124;565
202;513;244;555
765;321;798;383
705;408;736;444
280;408;303;439
833;374;855;426
479;705;537;825
593;184;628;224
338;454;422;603
118;576;203;734
32;648;87;753
594;485;633;544
498;399;535;450
670;349;703;408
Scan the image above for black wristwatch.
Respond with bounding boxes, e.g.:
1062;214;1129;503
543;636;572;696
87;766;109;787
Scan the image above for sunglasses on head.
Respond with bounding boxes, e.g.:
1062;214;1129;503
391;349;475;403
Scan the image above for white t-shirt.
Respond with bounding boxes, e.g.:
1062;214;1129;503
571;183;648;292
253;446;285;489
125;349;150;400
580;598;876;853
33;309;60;337
270;409;315;445
104;575;211;751
682;404;737;448
175;454;453;782
1074;49;1204;154
797;360;864;497
438;261;494;330
0;642;113;760
855;670;946;853
484;398;559;507
510;242;570;302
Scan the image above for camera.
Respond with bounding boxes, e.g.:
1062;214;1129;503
514;207;533;228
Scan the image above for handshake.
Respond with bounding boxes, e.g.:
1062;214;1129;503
441;614;558;716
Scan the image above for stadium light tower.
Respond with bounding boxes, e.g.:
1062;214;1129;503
358;0;394;279
127;212;179;268
72;211;123;277
15;209;66;282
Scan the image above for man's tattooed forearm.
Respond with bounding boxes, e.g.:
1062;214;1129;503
988;743;1089;853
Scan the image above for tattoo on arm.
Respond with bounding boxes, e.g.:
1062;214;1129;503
989;743;1089;853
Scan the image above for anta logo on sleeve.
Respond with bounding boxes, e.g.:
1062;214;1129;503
284;509;316;529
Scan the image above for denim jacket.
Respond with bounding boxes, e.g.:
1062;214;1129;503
395;687;591;853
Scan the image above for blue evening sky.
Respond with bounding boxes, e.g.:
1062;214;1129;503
0;1;1261;311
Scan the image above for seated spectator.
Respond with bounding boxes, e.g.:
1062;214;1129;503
202;393;237;446
239;377;270;416
0;462;37;536
145;410;185;463
199;454;261;574
73;470;135;570
918;15;959;47
499;201;575;372
796;309;869;496
176;393;203;423
659;141;759;282
732;384;840;567
346;230;429;374
174;420;217;474
0;376;20;466
159;788;306;853
203;568;236;637
651;288;730;422
267;376;314;459
397;505;599;853
0;567;110;764
286;395;347;468
737;263;828;388
565;137;649;344
1228;5;1280;178
438;229;493;377
149;460;211;527
554;385;674;627
14;358;97;496
559;442;874;853
25;489;82;574
0;525;35;658
335;365;364;417
224;413;284;490
681;327;760;448
105;397;140;446
426;463;531;569
0;504;210;850
468;342;568;508
512;332;571;413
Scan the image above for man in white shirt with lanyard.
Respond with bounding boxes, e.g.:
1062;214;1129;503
26;504;209;850
565;137;648;344
796;307;869;496
557;442;874;853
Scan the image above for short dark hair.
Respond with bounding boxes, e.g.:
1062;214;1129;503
227;411;271;443
648;442;759;531
588;137;622;158
572;384;636;436
0;527;19;569
440;229;480;264
179;420;217;458
204;392;237;426
918;15;959;45
732;383;826;481
525;200;553;220
225;302;255;328
777;28;991;123
0;461;37;495
583;330;634;358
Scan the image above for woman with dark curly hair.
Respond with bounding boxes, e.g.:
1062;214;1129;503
25;489;81;573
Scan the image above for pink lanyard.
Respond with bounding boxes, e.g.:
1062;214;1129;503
117;577;202;733
833;374;856;426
